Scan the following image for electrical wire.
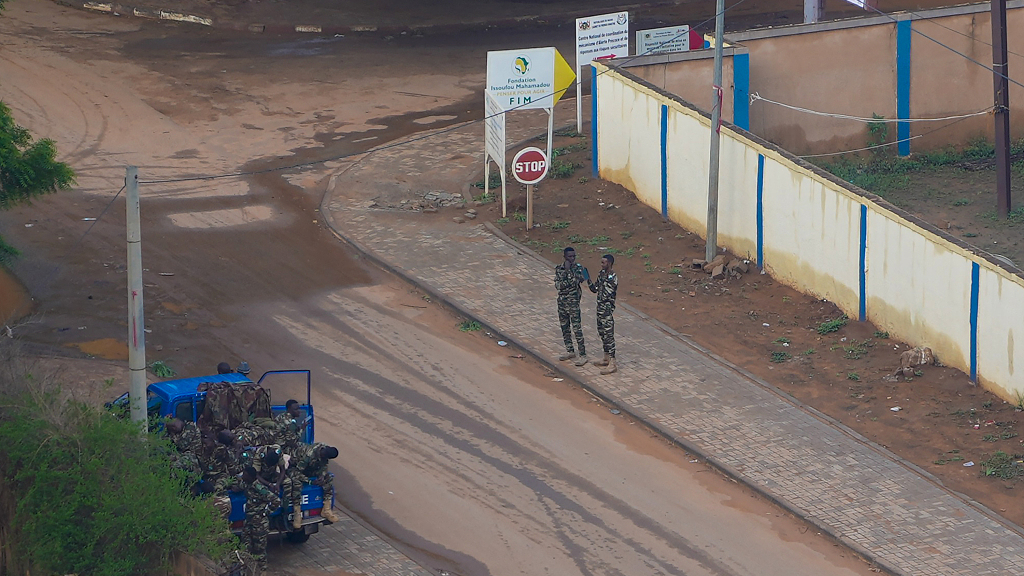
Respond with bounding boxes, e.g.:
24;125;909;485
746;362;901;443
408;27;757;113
138;0;753;185
750;92;994;123
798;107;983;159
863;3;1024;92
40;181;126;283
890;5;1024;62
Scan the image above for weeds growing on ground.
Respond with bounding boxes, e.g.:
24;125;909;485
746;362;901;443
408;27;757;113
458;320;482;332
770;351;792;363
981;451;1024;479
817;315;849;335
148;360;176;378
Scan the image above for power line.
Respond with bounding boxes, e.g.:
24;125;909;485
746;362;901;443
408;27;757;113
799;109;984;159
139;0;753;186
899;6;1024;62
750;92;994;123
863;3;1024;92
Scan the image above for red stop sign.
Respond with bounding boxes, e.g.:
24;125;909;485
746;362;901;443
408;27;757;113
512;147;549;185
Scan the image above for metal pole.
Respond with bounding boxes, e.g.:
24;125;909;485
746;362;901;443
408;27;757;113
546;108;554;166
705;0;726;262
992;0;1012;218
126;166;147;431
526;184;534;231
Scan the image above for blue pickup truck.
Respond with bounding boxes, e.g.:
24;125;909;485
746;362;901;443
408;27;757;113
109;369;329;543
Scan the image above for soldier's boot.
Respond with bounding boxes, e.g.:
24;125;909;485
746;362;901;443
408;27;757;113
292;504;303;530
593;353;610;367
600;357;618;375
574;355;588;367
321;506;341;523
558;351;577;361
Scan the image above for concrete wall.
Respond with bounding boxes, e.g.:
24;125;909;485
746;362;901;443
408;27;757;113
621;1;1024;155
593;61;1024;401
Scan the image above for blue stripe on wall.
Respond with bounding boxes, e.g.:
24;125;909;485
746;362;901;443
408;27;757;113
661;104;668;219
859;204;867;322
733;53;750;130
970;261;980;382
896;19;912;156
591;65;598;177
756;153;765;268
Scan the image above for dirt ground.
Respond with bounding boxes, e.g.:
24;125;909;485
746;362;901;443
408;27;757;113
480;131;1024;529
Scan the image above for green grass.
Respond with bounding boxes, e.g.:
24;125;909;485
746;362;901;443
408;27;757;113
847;372;860;381
548;221;571;230
513;212;527;222
981;451;1023;479
620;231;633;239
668;267;681;274
816;315;848;335
873;330;890;339
586;235;610;246
458;320;482;332
549;159;578;179
551;142;587;157
472;172;503;189
496;217;509;225
770;351;792;363
773;337;791;344
148;360;176;378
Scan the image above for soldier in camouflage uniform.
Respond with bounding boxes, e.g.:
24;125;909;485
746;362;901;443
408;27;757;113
236;466;280;574
555;246;589;366
271;399;304;451
587;254;619;375
165;418;203;480
286;443;341;526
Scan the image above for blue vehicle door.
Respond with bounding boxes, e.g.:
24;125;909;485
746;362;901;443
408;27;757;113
259;369;314;443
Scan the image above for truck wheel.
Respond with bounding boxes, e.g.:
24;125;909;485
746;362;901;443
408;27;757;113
286;530;310;544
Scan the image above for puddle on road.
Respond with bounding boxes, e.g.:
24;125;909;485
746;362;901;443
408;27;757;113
0;266;32;324
71;337;129;361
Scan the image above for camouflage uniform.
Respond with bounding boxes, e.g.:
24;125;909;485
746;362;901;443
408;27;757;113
236;422;276;448
554;261;586;355
589;269;618;358
168;422;203;478
271;411;303;451
288;442;333;505
242;476;281;572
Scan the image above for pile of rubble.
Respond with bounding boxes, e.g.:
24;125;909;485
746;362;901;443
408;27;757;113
690;255;751;280
367;190;465;212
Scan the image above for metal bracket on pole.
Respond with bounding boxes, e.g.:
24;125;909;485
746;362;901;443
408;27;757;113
126;166;147;432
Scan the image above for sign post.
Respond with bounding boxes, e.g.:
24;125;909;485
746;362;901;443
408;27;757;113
575;11;630;130
486;48;574;216
484;90;507;216
512;147;549;231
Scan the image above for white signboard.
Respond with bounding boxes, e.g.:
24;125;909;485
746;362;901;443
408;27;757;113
636;25;691;56
575;11;629;129
484;90;506;164
575;11;630;66
486;47;556;111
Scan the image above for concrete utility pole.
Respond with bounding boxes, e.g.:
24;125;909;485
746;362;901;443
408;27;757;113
804;0;825;23
126;166;148;431
705;0;726;262
992;0;1012;218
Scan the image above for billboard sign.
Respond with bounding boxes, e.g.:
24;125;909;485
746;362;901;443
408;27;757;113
575;11;630;67
636;25;691;56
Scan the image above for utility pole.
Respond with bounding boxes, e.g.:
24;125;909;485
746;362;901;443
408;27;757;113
804;0;825;23
126;166;148;431
992;0;1012;218
705;0;726;262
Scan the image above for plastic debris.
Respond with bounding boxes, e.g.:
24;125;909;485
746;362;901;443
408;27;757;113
963;461;975;467
552;378;564;382
762;323;770;327
610;409;620;415
82;217;97;221
890;407;901;412
24;223;32;228
497;340;507;347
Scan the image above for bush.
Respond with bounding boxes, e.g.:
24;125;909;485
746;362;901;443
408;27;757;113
0;342;232;575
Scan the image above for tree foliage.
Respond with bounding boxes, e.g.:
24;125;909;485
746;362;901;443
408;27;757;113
0;100;75;209
0;342;234;576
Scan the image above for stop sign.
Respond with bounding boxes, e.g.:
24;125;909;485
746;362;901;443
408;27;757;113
512;147;549;185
